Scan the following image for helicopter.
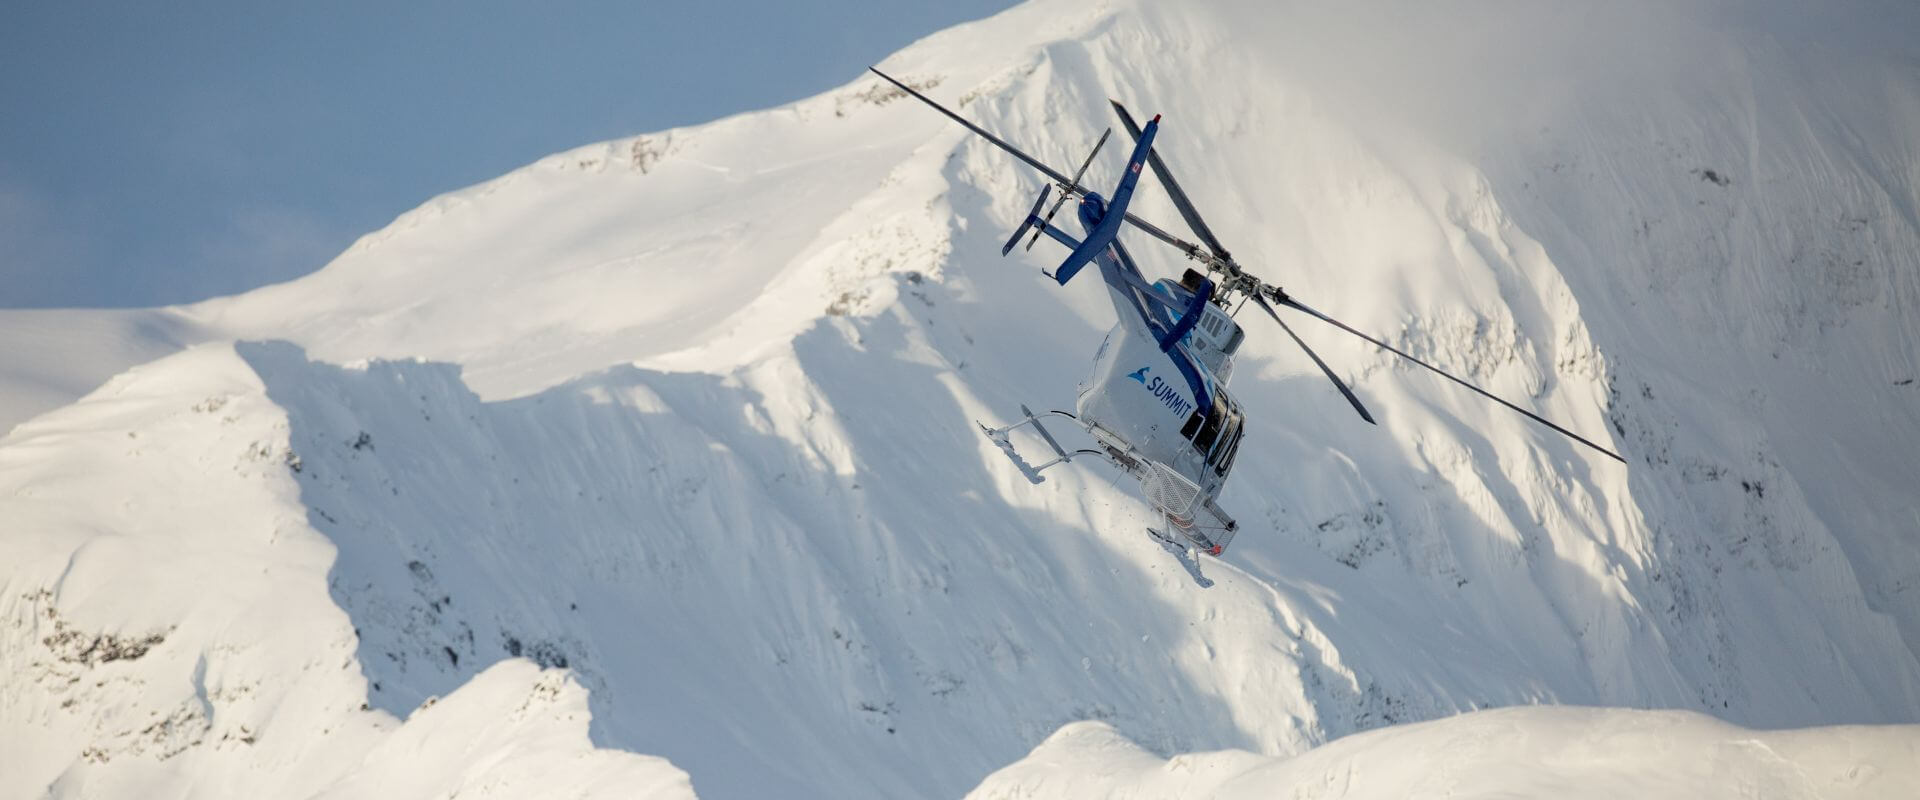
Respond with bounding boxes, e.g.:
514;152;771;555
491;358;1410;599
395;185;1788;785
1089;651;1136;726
868;68;1623;584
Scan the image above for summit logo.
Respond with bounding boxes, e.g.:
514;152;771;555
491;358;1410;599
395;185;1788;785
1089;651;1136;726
1128;367;1192;418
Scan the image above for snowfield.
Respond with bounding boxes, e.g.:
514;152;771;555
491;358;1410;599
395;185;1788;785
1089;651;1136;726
971;706;1920;799
4;0;1918;797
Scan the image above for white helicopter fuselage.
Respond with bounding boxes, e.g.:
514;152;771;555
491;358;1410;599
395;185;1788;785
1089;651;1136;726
981;188;1249;553
1069;231;1246;533
933;100;1250;554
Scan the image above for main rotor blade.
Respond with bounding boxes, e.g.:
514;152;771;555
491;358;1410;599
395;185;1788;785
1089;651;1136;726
1116;210;1209;258
1066;127;1112;186
1111;100;1233;263
868;68;1219;267
1276;295;1627;463
869;68;1082;190
1252;293;1375;425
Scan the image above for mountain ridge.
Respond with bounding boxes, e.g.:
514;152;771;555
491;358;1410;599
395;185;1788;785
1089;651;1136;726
4;0;1918;797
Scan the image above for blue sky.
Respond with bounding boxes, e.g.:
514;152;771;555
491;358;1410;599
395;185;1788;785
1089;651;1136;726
0;0;1017;309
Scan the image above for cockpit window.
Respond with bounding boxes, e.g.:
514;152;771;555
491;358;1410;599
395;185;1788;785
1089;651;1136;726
1185;398;1245;473
1190;402;1236;477
1212;414;1244;476
1191;404;1226;455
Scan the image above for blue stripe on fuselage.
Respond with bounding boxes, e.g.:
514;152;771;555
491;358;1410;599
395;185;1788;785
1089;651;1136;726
1031;193;1215;419
1099;237;1213;418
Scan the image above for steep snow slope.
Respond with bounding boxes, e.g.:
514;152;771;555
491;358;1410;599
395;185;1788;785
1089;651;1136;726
5;0;1919;797
182;4;1089;399
970;706;1920;799
0;344;692;799
0;309;207;435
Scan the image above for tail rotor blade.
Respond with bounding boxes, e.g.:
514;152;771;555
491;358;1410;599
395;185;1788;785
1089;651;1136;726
1277;295;1627;463
1027;192;1075;251
1002;185;1053;256
1252;293;1375;425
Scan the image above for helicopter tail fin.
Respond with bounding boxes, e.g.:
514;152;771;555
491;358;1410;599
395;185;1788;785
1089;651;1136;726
1051;115;1160;286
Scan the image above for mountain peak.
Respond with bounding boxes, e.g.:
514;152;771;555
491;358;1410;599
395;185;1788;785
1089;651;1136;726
6;1;1919;797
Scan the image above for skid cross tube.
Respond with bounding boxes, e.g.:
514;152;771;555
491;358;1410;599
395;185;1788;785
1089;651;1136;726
980;408;1107;481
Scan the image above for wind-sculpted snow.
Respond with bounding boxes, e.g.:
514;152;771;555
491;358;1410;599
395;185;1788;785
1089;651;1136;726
970;706;1920;799
234;319;1309;796
0;344;692;799
4;0;1919;797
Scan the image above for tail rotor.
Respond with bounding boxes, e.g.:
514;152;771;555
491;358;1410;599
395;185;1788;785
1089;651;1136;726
1026;128;1112;251
1002;127;1115;258
1001;184;1053;256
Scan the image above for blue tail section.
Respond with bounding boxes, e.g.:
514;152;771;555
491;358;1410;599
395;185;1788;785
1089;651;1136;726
1001;185;1053;256
1158;275;1213;352
1052;115;1160;285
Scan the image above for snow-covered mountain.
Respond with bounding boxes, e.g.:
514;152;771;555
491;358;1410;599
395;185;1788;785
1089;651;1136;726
971;706;1920;799
5;0;1919;797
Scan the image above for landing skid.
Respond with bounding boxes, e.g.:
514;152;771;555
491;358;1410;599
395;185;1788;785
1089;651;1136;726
1147;522;1213;588
980;421;1047;484
979;404;1226;589
979;404;1105;485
